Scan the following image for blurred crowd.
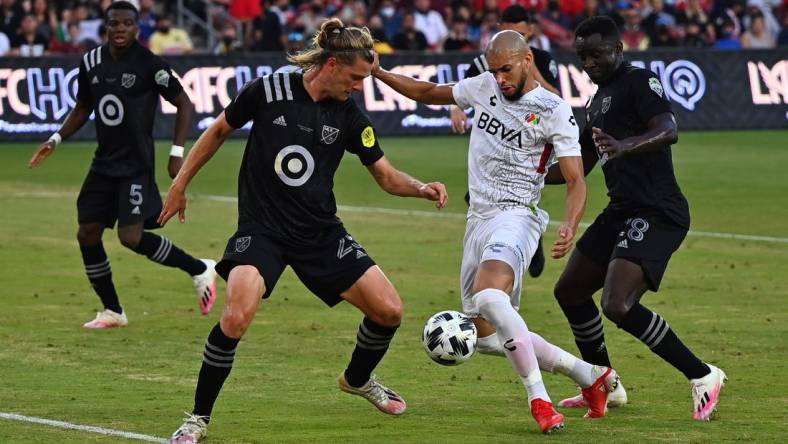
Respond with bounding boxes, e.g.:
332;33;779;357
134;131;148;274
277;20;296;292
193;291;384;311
1;0;787;57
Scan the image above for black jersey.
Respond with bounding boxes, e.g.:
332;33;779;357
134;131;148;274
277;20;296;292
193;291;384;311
224;72;384;247
464;47;559;90
76;42;183;177
584;63;689;228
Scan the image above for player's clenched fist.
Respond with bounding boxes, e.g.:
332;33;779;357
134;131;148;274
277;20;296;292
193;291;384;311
551;224;575;259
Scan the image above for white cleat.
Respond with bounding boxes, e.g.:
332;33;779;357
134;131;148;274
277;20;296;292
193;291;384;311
338;373;407;415
608;378;628;407
691;363;727;421
170;413;209;444
558;378;628;409
193;259;217;315
82;309;128;329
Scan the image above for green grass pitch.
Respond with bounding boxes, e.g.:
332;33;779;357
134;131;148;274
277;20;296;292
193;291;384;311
0;131;787;443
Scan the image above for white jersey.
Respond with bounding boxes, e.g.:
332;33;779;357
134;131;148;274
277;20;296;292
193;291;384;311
452;72;581;219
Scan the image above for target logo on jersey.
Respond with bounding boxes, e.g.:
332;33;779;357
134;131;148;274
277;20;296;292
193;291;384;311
97;94;124;126
273;145;314;187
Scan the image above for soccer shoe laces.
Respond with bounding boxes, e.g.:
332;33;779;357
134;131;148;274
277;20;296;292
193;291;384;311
174;412;208;436
362;376;391;405
691;382;710;406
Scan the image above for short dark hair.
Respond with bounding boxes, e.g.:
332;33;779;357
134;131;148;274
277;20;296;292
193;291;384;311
575;16;620;41
500;5;535;25
105;1;139;20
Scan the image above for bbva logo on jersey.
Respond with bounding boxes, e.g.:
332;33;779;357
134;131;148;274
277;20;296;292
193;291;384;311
476;111;524;149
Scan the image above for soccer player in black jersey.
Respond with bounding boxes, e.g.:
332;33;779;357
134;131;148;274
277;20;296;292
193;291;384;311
548;16;726;420
27;1;217;329
161;19;447;443
450;5;560;279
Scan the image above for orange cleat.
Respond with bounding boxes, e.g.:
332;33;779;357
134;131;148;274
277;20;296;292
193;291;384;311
582;367;619;418
530;399;565;434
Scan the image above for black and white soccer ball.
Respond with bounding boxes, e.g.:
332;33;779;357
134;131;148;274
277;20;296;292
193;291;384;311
422;310;478;366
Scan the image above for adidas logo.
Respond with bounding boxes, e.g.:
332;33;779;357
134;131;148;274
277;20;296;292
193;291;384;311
273;115;287;126
356;250;367;259
131;206;141;215
617;239;628;248
91;76;99;84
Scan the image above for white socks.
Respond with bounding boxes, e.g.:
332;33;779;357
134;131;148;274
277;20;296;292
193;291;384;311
474;288;549;403
476;313;598;389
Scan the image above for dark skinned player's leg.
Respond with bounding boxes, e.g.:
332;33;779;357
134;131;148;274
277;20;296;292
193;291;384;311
77;222;123;314
554;249;611;367
118;223;206;276
601;258;709;380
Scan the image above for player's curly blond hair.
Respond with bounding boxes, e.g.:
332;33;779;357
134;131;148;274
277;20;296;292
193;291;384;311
288;18;374;71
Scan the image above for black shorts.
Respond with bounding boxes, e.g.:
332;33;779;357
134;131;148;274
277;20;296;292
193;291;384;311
576;207;688;291
77;171;162;229
215;228;376;306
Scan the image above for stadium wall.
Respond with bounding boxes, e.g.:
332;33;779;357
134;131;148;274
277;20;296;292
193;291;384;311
0;49;786;141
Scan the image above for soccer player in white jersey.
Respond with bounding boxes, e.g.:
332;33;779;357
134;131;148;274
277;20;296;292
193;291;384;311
372;31;618;434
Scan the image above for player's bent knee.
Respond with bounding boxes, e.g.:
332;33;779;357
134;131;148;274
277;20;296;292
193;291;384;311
118;233;141;250
601;297;631;325
76;225;102;246
222;266;265;337
372;295;403;327
473;288;511;323
221;310;254;337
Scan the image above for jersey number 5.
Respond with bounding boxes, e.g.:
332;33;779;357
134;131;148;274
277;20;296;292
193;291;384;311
129;184;143;205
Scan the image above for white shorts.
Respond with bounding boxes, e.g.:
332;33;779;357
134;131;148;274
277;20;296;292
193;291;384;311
460;208;549;317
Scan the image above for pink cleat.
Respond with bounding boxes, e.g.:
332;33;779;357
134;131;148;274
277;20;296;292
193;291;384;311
193;259;217;315
83;309;128;329
691;364;727;421
338;373;407;415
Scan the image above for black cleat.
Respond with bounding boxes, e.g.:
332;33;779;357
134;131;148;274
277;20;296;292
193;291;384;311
528;237;545;278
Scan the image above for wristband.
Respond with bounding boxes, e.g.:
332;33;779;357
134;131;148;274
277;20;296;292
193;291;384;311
170;145;184;157
48;132;62;146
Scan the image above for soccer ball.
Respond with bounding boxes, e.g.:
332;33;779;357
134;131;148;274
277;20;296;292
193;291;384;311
422;310;478;366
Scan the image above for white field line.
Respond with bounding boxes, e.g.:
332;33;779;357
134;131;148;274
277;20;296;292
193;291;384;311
0;412;168;443
4;190;788;244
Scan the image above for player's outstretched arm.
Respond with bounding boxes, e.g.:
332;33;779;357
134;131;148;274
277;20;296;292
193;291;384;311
371;53;456;106
166;91;195;178
158;112;234;226
366;156;448;209
551;155;586;259
28;99;91;168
